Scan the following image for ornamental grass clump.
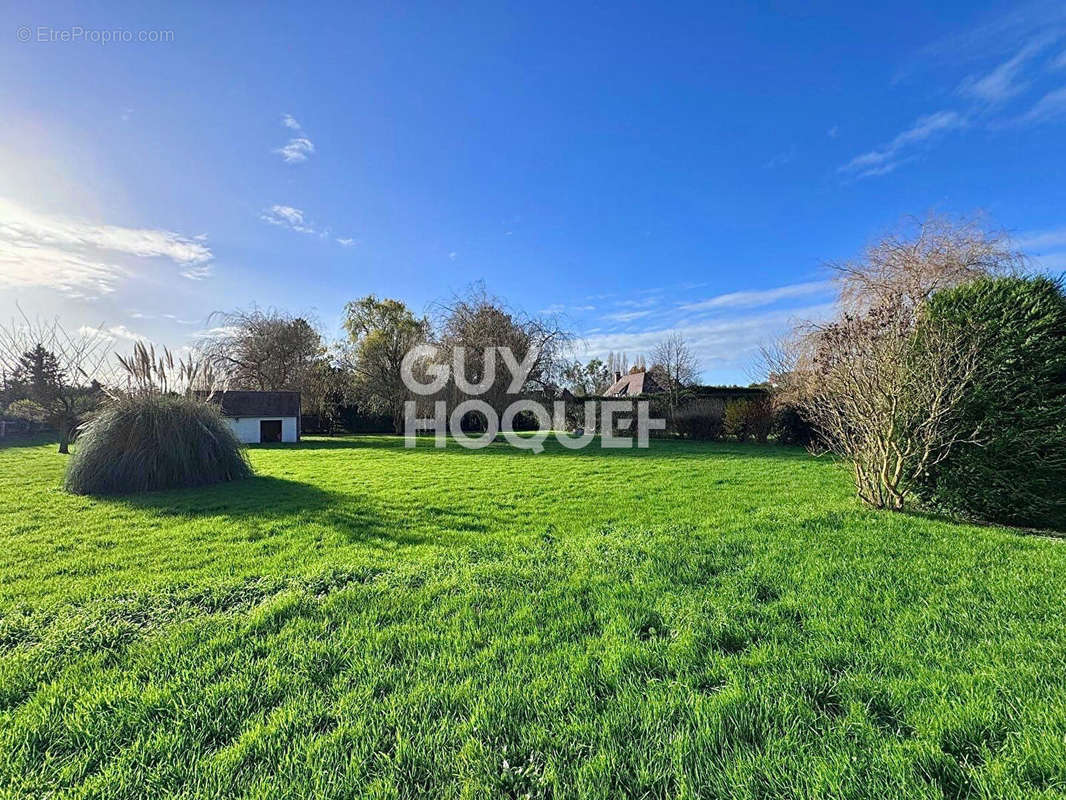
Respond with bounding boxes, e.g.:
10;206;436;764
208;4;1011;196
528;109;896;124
64;343;252;495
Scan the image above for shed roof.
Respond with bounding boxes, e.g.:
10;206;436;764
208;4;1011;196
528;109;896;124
200;391;301;418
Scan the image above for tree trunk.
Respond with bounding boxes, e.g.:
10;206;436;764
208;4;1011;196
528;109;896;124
58;427;70;454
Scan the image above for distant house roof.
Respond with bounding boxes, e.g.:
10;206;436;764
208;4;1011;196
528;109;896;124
603;370;666;397
200;391;301;418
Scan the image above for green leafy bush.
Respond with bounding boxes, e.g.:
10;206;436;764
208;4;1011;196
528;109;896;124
723;400;751;441
673;407;724;440
745;397;774;443
65;394;253;495
916;276;1066;530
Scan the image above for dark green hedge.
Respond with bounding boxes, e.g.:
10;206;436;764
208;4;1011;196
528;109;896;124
916;276;1066;530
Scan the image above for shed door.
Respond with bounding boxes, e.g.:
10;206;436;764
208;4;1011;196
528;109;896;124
260;419;283;443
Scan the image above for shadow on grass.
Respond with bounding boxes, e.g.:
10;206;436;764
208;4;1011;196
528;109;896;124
898;505;1066;539
115;474;337;519
287;434;815;462
104;475;455;547
0;434;61;451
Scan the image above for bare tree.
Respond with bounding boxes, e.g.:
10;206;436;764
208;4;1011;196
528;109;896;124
0;312;112;453
651;333;699;411
200;307;325;392
833;213;1024;315
766;214;1024;510
434;284;572;419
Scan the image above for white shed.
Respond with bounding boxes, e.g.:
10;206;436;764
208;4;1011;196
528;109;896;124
208;391;301;444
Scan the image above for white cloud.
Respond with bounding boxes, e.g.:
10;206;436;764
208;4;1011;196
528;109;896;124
161;314;199;325
1012;226;1066;274
579;303;838;374
180;264;213;280
1032;252;1066;271
1016;226;1066;251
602;309;655;323
1017;85;1066;125
0;197;212;265
678;280;833;312
0;197;213;296
260;204;317;234
274;114;315;164
79;324;147;342
259;205;352;246
276;137;315;164
0;239;126;296
958;38;1051;103
763;147;796;169
195;325;241;339
840;111;967;178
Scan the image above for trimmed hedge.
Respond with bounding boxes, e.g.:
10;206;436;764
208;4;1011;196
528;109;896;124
916;276;1066;530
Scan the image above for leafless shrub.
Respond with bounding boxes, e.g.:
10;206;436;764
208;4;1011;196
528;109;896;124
764;214;1024;510
794;301;982;508
832;213;1024;316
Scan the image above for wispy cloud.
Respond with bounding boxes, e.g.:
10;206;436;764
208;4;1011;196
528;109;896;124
1016;85;1066;125
853;6;1066;179
901;2;1066;79
679;280;833;312
840;111;967;179
0;239;126;296
1016;225;1066;274
78;324;147;342
180;264;213;280
274;114;315;164
259;204;355;246
1017;225;1066;251
763;146;796;169
0;197;213;296
580;303;837;377
958;37;1052;103
602;309;655;323
260;204;317;234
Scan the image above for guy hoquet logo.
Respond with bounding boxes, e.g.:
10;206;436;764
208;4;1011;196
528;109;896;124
400;345;664;452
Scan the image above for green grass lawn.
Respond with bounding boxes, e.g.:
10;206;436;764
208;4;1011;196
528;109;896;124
1;435;1065;799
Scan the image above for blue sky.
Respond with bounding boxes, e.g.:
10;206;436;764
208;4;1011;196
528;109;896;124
2;1;1065;384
